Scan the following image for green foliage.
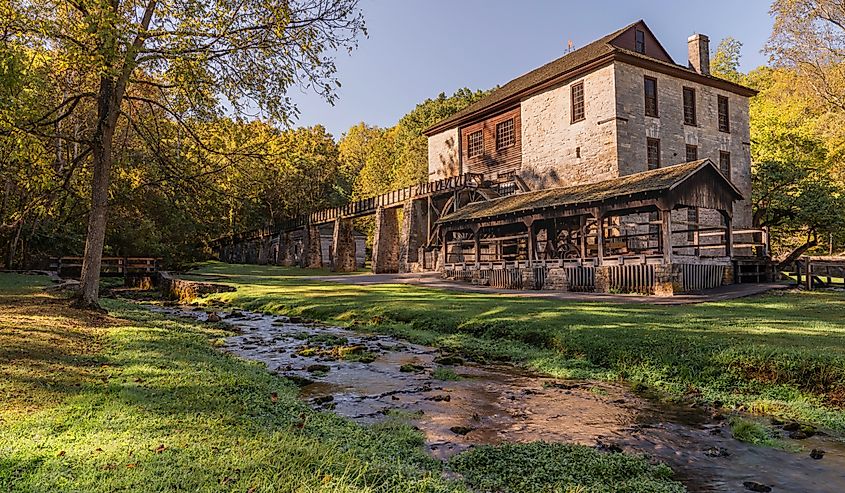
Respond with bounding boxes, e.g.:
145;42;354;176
449;442;684;493
728;417;788;449
431;367;462;381
346;88;488;199
711;37;745;84
748;66;845;256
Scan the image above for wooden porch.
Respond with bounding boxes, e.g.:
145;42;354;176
435;160;765;295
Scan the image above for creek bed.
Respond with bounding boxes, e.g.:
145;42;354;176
151;305;845;492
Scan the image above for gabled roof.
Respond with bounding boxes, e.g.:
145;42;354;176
437;160;743;225
424;20;757;136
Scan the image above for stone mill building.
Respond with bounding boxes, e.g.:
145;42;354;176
216;20;771;296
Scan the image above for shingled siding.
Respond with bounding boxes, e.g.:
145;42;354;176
427;127;461;181
613;62;752;228
460;107;522;180
519;64;619;190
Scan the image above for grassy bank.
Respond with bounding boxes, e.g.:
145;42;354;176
0;273;683;492
189;262;845;432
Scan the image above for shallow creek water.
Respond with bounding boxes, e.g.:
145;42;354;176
151;306;845;492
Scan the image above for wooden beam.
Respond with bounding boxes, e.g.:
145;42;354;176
660;208;673;264
722;211;733;259
471;224;480;266
596;215;605;266
579;215;587;259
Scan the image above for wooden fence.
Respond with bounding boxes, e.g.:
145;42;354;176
782;257;845;289
680;263;725;291
50;257;160;278
606;264;656;294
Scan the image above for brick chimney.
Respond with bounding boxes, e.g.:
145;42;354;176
688;34;710;75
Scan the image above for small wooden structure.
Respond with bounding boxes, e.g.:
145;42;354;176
781;257;845;290
435;160;763;295
51;257;160;280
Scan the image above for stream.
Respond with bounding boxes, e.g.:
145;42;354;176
151;305;845;492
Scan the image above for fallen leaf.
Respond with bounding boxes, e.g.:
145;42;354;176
153;444;166;454
270;392;278;403
126;463;136;468
94;448;103;453
57;450;66;457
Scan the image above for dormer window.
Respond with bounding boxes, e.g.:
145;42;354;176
635;29;646;54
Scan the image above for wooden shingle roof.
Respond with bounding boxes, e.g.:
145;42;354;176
437;160;742;225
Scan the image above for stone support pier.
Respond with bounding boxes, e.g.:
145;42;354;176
301;223;323;269
372;206;400;273
331;218;357;272
399;199;427;273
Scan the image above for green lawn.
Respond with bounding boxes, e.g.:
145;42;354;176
189;262;845;432
0;273;683;492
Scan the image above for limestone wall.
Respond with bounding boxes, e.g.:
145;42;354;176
613;62;752;227
519;64;619;189
427;128;461;181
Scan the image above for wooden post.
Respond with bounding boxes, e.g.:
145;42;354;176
579;215;587;260
804;256;813;290
723;212;733;259
525;219;536;264
441;228;449;268
596;215;605;266
660;208;673;264
472;225;481;266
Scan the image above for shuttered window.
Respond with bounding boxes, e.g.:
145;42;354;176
683;87;696;125
686;144;698;162
644;77;658;117
719;151;731;177
718;95;730;132
647;138;660;170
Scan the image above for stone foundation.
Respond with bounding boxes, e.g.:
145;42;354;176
301;224;323;269
372;207;400;273
543;267;569;290
331;218;357;272
158;271;235;303
399;199;427;273
595;266;611;293
653;264;682;297
722;263;735;285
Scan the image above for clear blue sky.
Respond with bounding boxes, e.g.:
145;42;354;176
289;0;774;138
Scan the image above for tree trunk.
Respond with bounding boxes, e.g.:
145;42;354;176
776;232;819;270
73;78;118;310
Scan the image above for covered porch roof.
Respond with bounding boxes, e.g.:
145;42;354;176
437;159;743;227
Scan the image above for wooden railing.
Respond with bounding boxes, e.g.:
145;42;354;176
782;257;845;289
50;257;160;278
215;173;484;245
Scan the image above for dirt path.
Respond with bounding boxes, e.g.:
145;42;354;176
153;305;845;492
